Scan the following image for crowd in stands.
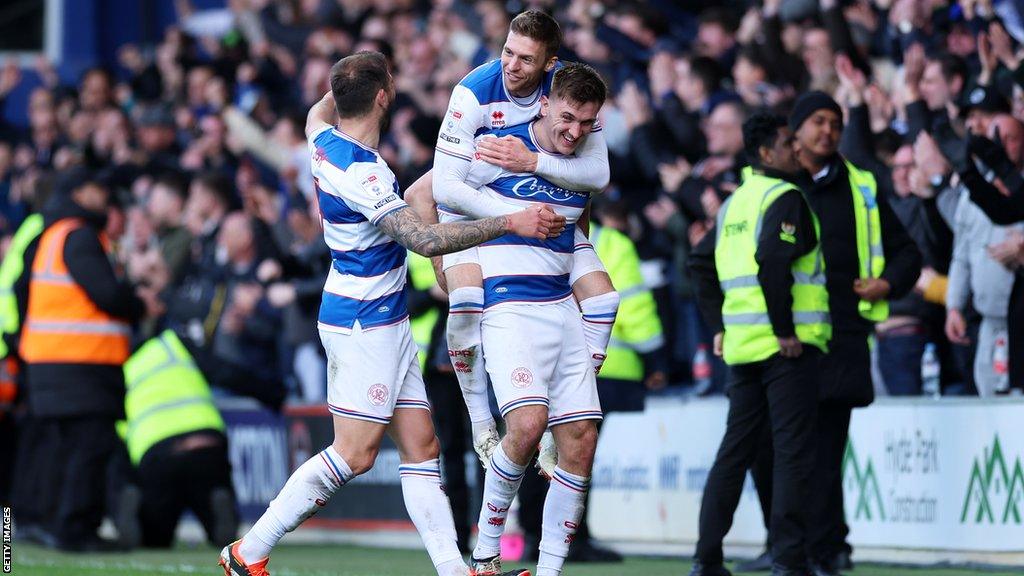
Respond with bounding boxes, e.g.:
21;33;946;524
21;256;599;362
1;0;1023;404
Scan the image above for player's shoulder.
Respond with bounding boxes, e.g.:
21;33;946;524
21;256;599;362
479;121;538;153
313;129;382;173
457;59;506;106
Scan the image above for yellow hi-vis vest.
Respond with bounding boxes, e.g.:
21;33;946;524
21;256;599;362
845;160;889;322
122;330;224;465
0;214;44;358
408;252;439;372
0;215;44;411
715;170;831;365
590;224;663;382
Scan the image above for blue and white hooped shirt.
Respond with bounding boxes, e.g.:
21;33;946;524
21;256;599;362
465;122;590;309
309;126;409;333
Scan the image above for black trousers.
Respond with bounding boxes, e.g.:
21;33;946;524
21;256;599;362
750;418;775;549
0;414;16;505
136;431;235;547
39;416;119;544
695;350;819;569
805;403;852;562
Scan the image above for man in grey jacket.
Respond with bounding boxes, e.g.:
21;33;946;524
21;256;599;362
945;115;1024;395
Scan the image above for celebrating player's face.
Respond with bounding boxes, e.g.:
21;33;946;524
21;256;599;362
501;32;554;97
542;96;600;156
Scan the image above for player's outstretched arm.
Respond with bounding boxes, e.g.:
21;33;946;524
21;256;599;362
476;130;610;192
377;204;565;258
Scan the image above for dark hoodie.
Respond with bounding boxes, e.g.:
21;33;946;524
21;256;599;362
23;196;145;419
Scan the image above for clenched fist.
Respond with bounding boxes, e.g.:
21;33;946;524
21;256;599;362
506;204;567;240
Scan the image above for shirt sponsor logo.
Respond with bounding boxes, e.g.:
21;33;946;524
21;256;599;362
510;177;580;202
446;109;463;131
361;174;385;197
439;133;461;144
373;194;398;209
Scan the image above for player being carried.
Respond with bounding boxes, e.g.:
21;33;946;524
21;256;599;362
408;62;609;576
219;51;562;576
405;10;618;464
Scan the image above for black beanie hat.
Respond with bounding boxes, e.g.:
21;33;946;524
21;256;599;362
788;91;843;132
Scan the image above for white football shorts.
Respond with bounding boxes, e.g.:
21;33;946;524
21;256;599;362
481;298;602;426
319;320;430;425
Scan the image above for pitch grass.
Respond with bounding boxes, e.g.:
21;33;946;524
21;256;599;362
10;543;1021;575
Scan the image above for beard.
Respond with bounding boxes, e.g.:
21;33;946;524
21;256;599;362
378;98;394;137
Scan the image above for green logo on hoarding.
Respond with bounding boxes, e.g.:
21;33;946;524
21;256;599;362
842;441;885;521
960;435;1024;525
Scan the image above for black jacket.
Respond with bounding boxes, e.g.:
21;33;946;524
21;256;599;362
799;158;921;338
26;199;145;418
689;168;819;342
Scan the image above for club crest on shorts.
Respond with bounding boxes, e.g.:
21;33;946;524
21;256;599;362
511;367;533;388
367;383;389;406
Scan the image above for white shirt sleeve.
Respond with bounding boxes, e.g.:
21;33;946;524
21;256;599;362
433;85;519;218
319;162;407;225
307;124;332;154
534;128;610;193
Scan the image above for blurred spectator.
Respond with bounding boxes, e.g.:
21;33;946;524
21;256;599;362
211;212;281;384
146;173;193;286
947;115;1024;395
19;170;160;551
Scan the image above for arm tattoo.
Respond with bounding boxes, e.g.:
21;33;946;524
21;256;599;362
377;206;509;257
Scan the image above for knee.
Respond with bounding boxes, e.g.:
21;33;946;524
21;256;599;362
504;411;547;461
556;421;599;473
403;435;440;464
333;442;379;477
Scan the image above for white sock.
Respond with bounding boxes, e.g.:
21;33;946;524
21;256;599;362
536;467;590;576
239;446;351;562
473;442;527;560
579;292;620;373
399;459;467;575
447;287;495;437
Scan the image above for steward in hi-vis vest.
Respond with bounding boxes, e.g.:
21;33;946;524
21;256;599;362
0;214;44;415
20;171;153;551
687;114;826;576
788;90;921;574
116;329;236;550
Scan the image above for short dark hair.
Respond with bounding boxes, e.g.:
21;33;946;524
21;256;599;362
736;45;770;75
152;172;189;202
192;170;235;210
59;167;106;197
509;10;561;58
743;113;787;167
551;62;607;108
933;52;968;85
689;56;725;95
329;51;391;119
699;7;739;33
